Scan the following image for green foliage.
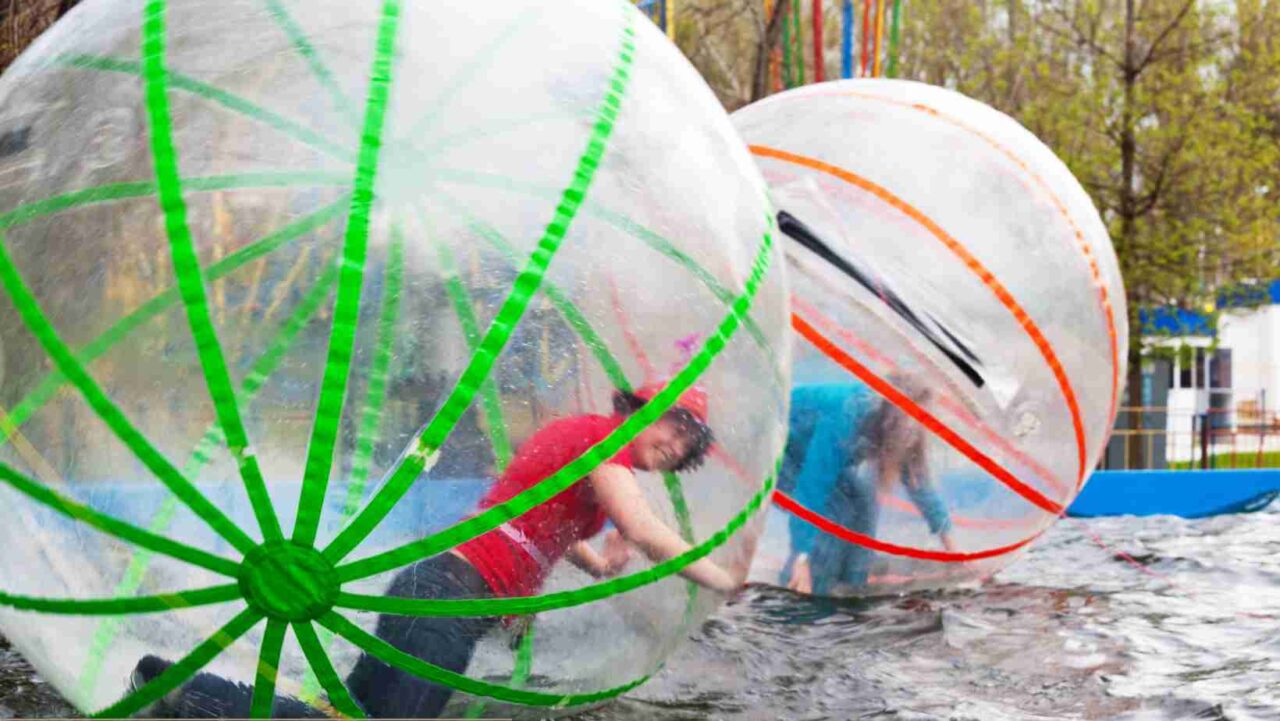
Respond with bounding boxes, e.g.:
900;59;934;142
895;0;1280;329
1170;449;1280;469
675;0;1280;344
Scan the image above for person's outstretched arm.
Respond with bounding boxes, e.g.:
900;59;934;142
590;464;743;594
902;445;956;550
566;531;632;578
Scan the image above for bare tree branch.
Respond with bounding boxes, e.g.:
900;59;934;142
1135;0;1195;73
1035;6;1125;69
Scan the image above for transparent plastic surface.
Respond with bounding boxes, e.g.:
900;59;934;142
0;0;790;716
735;79;1127;597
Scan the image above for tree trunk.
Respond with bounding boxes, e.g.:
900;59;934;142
1005;0;1021;110
1124;304;1146;469
753;0;793;101
813;0;825;82
1118;0;1147;470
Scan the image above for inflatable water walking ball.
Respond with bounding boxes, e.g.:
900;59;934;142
734;80;1128;597
0;0;790;716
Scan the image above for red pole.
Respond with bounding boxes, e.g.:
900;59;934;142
812;0;825;82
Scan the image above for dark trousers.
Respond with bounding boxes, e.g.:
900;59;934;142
346;553;499;718
809;466;879;595
141;554;498;719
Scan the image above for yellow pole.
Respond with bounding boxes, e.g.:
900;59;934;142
872;0;887;77
667;0;677;40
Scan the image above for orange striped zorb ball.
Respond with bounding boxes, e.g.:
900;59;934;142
734;79;1128;597
0;0;790;717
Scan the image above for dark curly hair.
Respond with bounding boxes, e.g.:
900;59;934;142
612;390;714;472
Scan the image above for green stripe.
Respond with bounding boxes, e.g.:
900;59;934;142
430;199;709;626
260;0;359;127
400;6;542;142
91;607;262;719
251;619;287;718
320;610;647;708
0;172;348;230
335;470;776;616
0;584;241;615
3;198;348;454
338;227;405;517
293;0;404;548
142;0;283;543
0;235;253;554
463;619;536;719
432;169;784;390
414;110;596;159
294;620;366;718
77;264;340;699
441;195;701;624
324;18;639;564
0;456;241;578
59;54;355;163
335;213;776;582
433;230;513;469
435;197;630;390
663;470;701;627
513;627;536;691
299;230;404;706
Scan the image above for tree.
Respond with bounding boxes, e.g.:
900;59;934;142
895;0;1280;468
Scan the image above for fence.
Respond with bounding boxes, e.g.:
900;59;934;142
1104;405;1280;471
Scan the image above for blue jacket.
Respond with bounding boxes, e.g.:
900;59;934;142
780;382;953;556
780;383;878;555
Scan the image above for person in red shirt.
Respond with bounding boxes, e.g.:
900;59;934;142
129;382;748;719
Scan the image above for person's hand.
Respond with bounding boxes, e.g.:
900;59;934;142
786;556;813;594
507;615;533;650
939;532;958;554
600;530;633;576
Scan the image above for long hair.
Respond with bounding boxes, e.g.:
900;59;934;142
853;374;931;485
612;390;714;472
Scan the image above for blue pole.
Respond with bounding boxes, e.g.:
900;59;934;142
841;0;854;79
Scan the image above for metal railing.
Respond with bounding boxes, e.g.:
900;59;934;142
1104;405;1280;470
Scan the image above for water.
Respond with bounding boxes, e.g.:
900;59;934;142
583;506;1280;721
1;506;1277;720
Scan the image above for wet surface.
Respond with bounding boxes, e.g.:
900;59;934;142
585;505;1280;721
3;505;1278;720
0;636;76;719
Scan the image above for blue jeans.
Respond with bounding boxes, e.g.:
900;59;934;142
346;554;499;717
803;466;952;595
134;554;498;719
809;466;879;595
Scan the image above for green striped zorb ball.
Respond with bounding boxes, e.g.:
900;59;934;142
0;0;789;717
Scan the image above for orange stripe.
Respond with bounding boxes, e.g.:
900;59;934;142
774;490;1043;562
795;299;1072;498
792;313;1064;514
714;410;1040;534
878;493;1040;532
936;394;1071;497
791;294;897;372
609;275;655;379
789;87;1123;463
755;143;1090;489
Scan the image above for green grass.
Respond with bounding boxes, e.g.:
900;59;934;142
1169;450;1280;470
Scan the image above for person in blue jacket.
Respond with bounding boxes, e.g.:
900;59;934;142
780;376;957;596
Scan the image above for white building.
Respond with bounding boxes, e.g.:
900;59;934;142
1219;298;1280;418
1134;281;1280;466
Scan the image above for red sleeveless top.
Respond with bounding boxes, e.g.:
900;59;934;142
455;414;635;598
